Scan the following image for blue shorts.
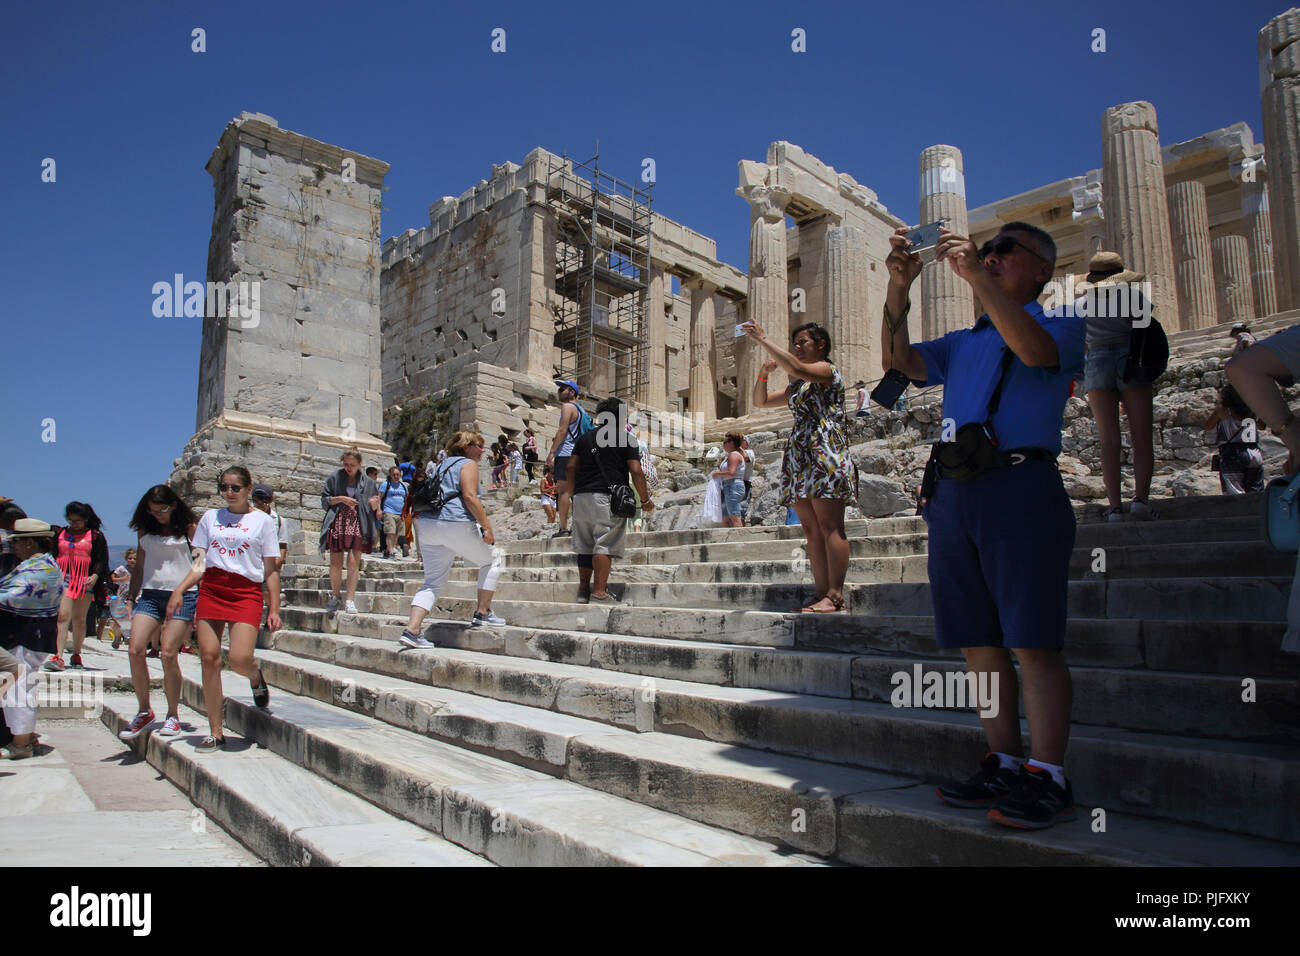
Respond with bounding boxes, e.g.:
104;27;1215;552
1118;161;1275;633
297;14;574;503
923;461;1075;650
1084;341;1144;394
722;478;746;516
132;587;198;623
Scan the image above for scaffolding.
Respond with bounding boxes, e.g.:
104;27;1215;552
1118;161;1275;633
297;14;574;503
546;152;653;403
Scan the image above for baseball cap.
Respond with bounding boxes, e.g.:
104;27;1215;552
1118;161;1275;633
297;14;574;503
554;380;580;396
250;484;274;501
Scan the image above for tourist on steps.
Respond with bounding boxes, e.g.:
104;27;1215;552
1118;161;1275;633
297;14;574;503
523;428;539;482
539;465;558;524
319;449;381;615
376;466;408;559
118;485;202;742
1225;327;1300;730
546;380;590;538
45;502;109;672
711;432;747;530
1202;385;1265;494
1080;252;1157;522
884;223;1084;830
399;431;506;647
0;520;63;759
742;320;855;614
567;397;654;604
167;466;281;753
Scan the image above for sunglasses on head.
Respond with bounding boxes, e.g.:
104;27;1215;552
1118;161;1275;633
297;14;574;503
218;483;244;493
979;235;1051;265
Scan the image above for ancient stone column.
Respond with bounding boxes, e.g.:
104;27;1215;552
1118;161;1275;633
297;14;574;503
1102;101;1180;327
1212;234;1258;324
686;278;719;422
1165;181;1218;330
644;264;668;408
171;112;391;552
738;185;791;416
1242;180;1279;317
823;224;872;391
919;145;975;338
1071;170;1106;263
1260;9;1300;311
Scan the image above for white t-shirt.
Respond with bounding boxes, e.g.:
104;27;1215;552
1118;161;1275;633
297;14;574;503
138;533;197;591
740;449;755;482
192;508;281;583
269;508;289;546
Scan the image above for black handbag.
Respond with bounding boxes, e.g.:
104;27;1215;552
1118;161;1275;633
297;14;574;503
935;348;1016;482
593;446;638;519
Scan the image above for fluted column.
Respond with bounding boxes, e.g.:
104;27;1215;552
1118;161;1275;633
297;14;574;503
1260;9;1300;310
739;186;791;416
1102;101;1180;326
1212;235;1258;324
1242;180;1279;317
1166;181;1218;330
644;264;668;408
919;145;975;338
686;278;718;422
823;224;872;390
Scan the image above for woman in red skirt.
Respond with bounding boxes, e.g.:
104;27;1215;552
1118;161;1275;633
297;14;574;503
168;465;281;753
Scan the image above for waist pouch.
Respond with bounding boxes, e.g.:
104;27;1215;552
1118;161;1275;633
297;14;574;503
936;423;1000;482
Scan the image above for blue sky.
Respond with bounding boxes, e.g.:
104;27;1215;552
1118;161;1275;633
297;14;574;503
0;0;1287;545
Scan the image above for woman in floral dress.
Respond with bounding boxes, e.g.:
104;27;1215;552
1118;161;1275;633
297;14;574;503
743;320;855;613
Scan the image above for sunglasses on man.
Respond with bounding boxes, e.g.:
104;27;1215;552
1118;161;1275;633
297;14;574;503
979;235;1052;265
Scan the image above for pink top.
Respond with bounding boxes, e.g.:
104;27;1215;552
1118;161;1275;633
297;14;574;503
57;528;93;599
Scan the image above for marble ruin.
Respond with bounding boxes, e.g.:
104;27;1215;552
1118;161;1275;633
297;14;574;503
170;10;1300;551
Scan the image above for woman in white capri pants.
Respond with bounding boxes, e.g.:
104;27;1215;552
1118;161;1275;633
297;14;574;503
399;430;505;648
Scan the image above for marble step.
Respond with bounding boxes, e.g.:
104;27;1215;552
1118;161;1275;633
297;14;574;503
255;647;1299;866
261;628;1300;843
99;693;493;867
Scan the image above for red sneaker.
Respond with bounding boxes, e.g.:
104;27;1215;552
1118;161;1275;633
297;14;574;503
118;710;155;741
43;655;66;672
180;644;195;655
69;654;84;669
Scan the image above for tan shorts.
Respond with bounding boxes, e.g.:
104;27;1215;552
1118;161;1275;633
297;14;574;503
382;512;402;536
571;493;627;558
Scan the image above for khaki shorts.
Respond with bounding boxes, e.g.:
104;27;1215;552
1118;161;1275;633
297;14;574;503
382;512;402;536
571;493;628;558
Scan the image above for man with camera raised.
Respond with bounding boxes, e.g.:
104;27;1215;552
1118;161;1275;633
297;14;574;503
880;222;1085;830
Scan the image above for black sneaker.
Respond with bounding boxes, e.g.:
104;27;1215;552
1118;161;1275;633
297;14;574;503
988;765;1076;830
937;752;1023;808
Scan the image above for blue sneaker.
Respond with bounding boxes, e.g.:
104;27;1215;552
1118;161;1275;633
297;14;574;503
471;610;506;627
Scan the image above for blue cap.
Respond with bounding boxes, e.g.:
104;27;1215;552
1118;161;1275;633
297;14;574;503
554;380;580;396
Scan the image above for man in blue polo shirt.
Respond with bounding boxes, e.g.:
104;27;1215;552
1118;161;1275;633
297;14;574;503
881;221;1085;830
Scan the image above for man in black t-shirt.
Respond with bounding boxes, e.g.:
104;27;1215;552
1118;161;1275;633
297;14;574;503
566;397;654;603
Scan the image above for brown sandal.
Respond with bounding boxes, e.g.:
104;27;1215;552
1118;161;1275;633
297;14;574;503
801;596;844;614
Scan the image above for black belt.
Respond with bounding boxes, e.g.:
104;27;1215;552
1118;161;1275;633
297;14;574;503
937;447;1056;479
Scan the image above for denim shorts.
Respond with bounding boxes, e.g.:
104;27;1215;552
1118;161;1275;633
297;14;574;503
132;587;197;623
1084;340;1144;393
722;478;747;516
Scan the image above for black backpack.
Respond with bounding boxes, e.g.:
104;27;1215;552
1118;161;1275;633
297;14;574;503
409;460;462;516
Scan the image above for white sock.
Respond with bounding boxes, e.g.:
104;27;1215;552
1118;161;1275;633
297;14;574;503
1028;758;1067;788
994;752;1026;771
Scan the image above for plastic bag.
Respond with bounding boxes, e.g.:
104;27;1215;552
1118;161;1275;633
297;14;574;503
700;478;723;525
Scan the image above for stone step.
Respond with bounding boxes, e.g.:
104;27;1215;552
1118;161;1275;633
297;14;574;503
254;645;1299;865
98;694;493;867
413;619;1295;740
117;661;821;866
262;628;1300;842
426;540;1291;586
421;576;1293;622
277;601;1300;679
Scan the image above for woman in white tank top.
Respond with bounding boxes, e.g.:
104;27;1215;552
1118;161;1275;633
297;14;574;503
117;485;203;742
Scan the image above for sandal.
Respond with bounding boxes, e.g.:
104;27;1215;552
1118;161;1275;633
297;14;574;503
801;596;845;614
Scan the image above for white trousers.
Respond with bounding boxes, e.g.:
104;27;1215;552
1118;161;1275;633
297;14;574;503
412;517;503;611
2;645;50;735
